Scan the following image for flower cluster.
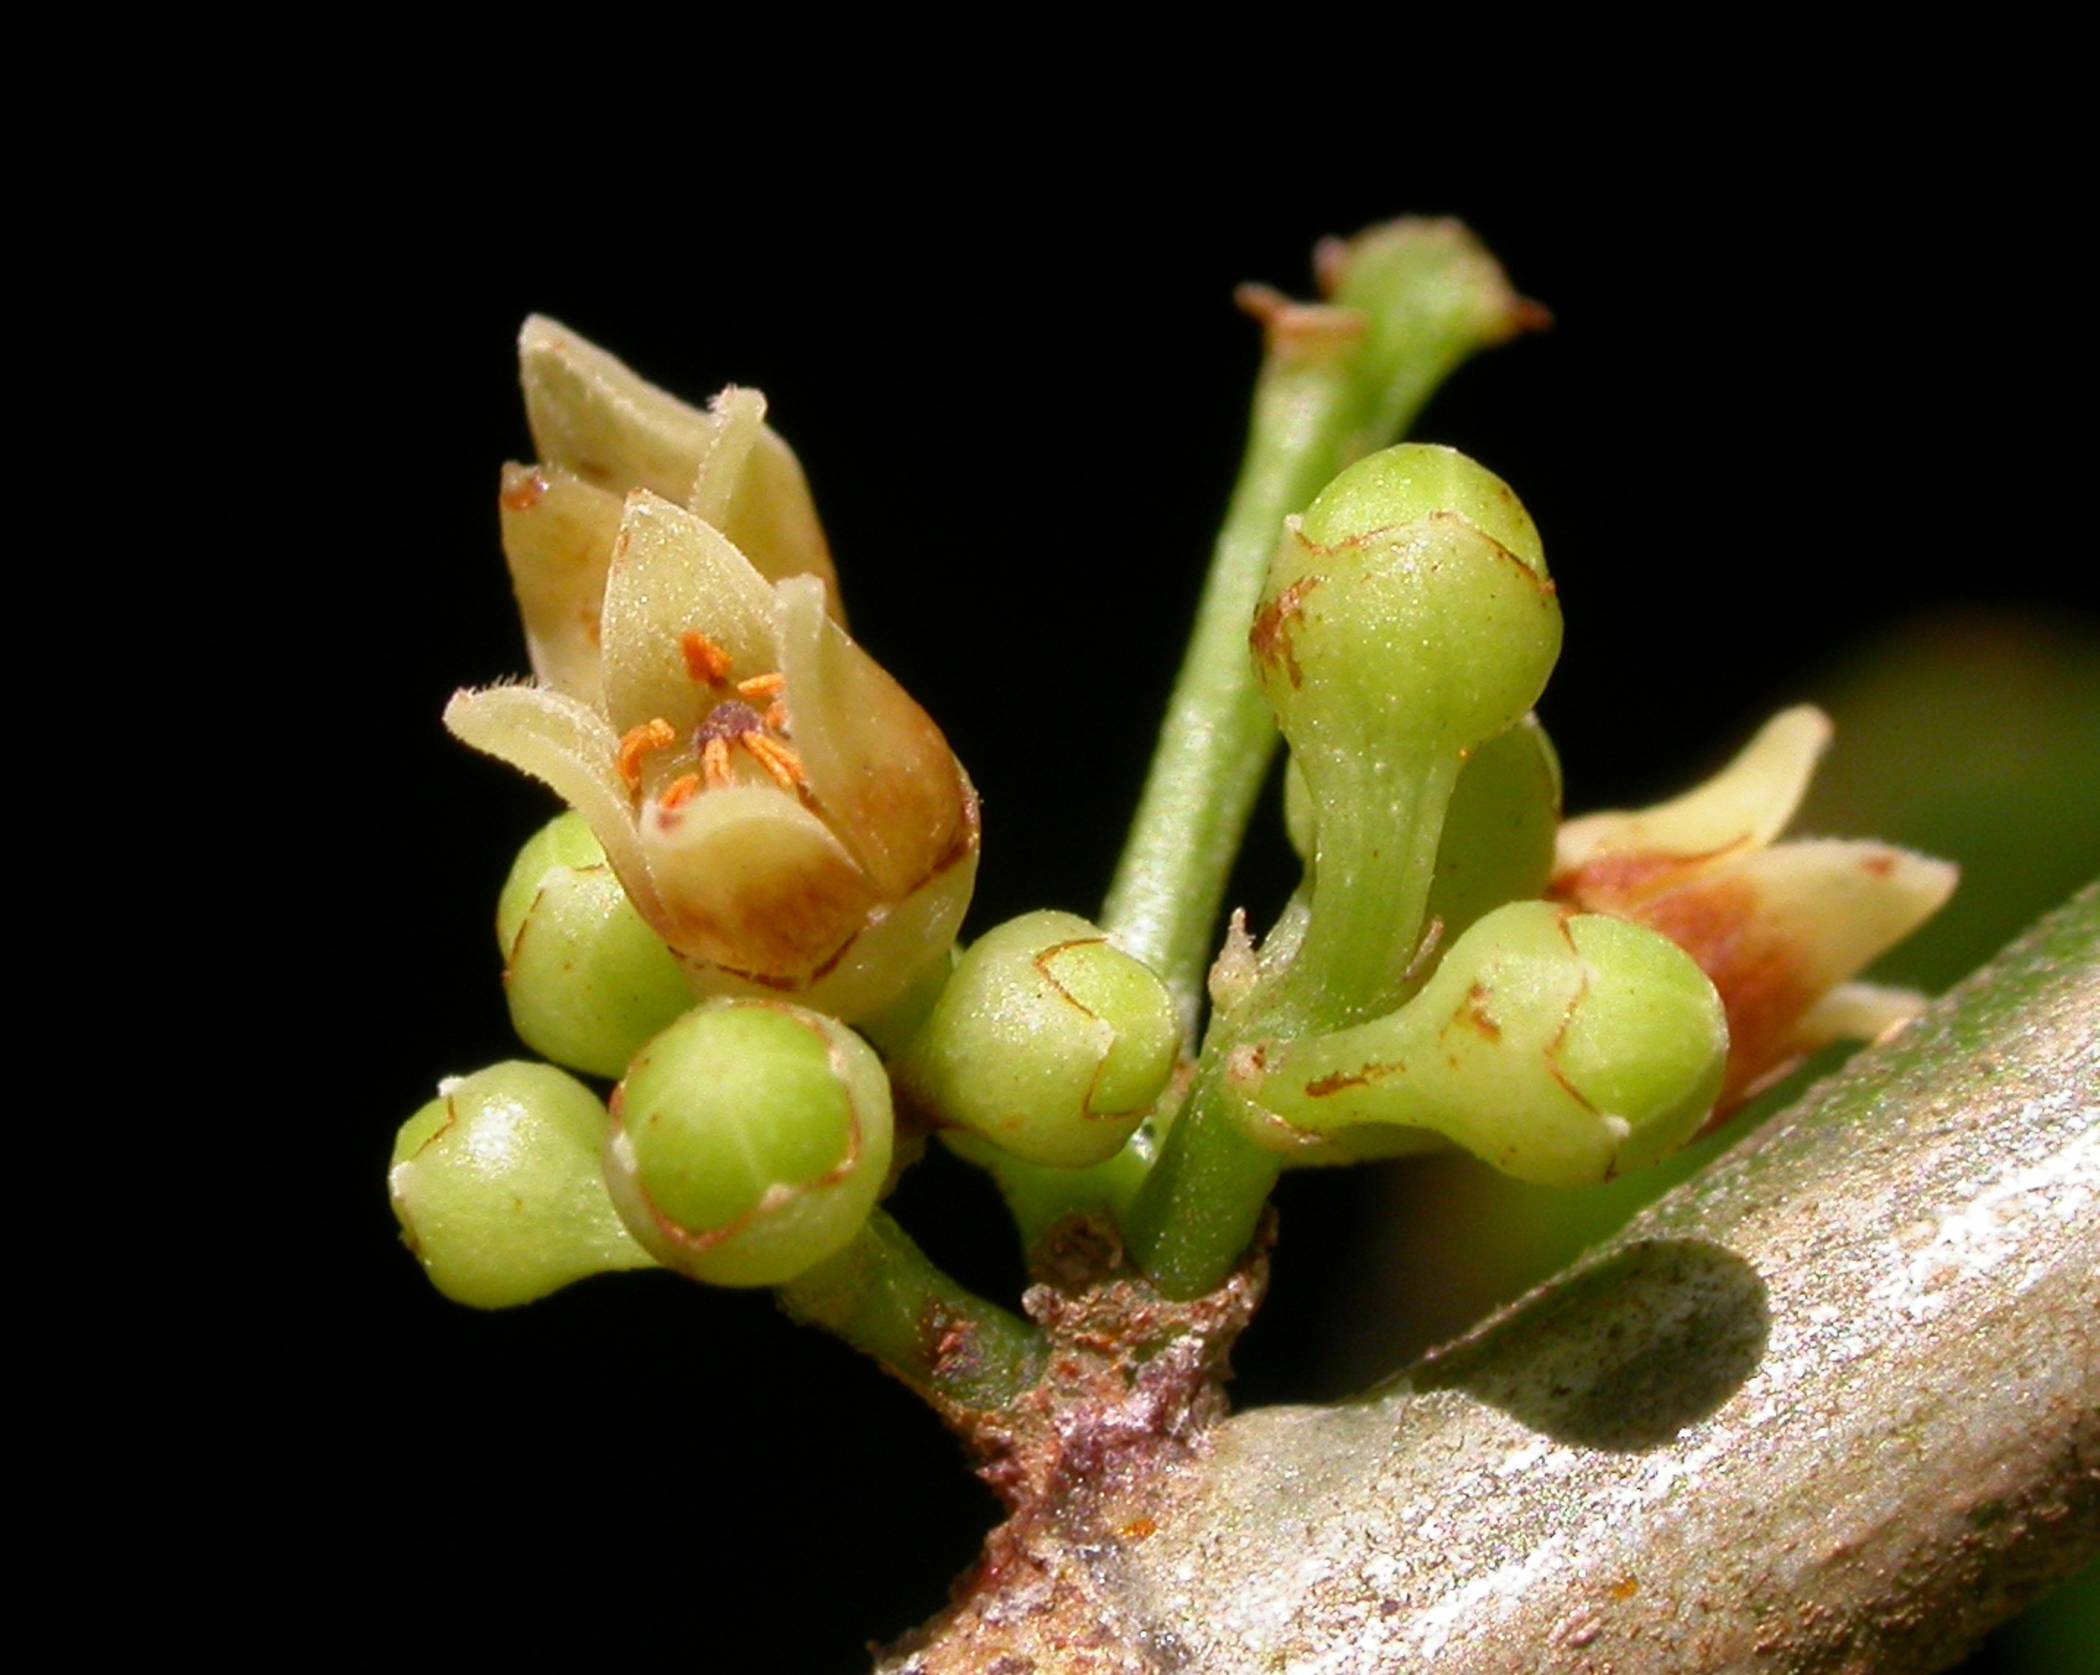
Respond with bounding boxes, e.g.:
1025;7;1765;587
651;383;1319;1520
392;243;1956;1331
405;321;1173;1302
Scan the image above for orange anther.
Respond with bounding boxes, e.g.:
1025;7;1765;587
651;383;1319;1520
742;734;806;792
736;671;785;701
615;718;678;788
764;701;790;732
499;465;548;512
700;736;735;789
659;771;702;811
680;630;734;685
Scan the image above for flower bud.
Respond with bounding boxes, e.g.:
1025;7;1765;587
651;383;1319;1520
604;1000;893;1287
496;810;605;954
1314;217;1548;454
1229;900;1726;1185
497;813;696;1079
1255;444;1560;770
1251;445;1563;1023
895;911;1179;1168
389;1062;654;1308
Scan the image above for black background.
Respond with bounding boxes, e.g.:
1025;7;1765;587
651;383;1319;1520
256;110;2093;1668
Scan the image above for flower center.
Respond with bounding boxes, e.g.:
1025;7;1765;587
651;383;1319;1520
618;629;808;814
697;699;766;744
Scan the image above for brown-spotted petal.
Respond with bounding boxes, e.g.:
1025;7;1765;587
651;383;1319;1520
599;491;777;739
690;387;842;614
639;783;879;979
443;684;663;926
679;820;980;1024
772;574;969;899
1556;706;1833;902
1635;838;1956;1111
498;462;623;704
519;315;712;503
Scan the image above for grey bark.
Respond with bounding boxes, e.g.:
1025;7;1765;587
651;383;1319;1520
888;884;2098;1672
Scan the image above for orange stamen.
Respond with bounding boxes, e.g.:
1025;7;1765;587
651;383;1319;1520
615;718;678;788
736;671;785;701
658;771;703;811
764;701;790;732
680;630;734;685
742;734;806;792
700;736;735;789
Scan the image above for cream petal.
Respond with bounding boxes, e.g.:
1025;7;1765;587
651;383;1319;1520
498;463;623;704
772;575;967;898
518;316;712;503
691;387;843;614
1787;980;1929;1053
687;385;762;527
1634;838;1955;1110
599;491;779;738
1556;706;1833;894
442;685;662;925
1703;840;1956;1000
639;783;879;978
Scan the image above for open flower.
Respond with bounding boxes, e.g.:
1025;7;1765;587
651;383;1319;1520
449;490;977;1021
1550;705;1956;1116
447;321;977;1022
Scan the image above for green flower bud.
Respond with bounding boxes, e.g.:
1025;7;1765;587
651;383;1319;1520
389;1062;654;1308
495;810;605;953
604;1000;893;1287
895;911;1179;1168
497;813;694;1078
1299;439;1542;562
1317;219;1547;455
1229;900;1726;1185
1256;444;1559;765
1251;445;1563;1026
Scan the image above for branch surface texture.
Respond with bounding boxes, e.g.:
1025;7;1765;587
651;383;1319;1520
885;884;2099;1672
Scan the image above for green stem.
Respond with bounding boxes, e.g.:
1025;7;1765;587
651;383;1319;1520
1107;223;1540;1297
1281;753;1458;1027
1120;1056;1282;1300
776;1210;1045;1411
1099;335;1365;1031
943;1130;1153;1256
1126;758;1457;1297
